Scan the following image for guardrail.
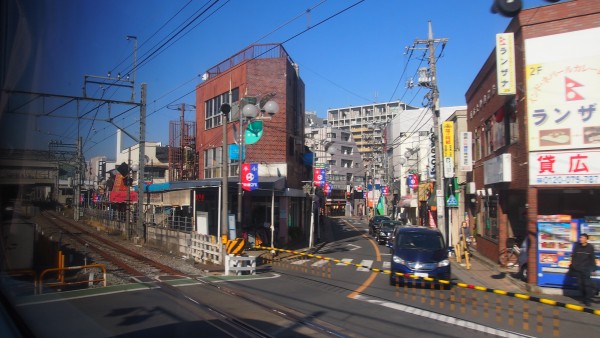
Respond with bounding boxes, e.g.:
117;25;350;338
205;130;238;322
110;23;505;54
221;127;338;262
38;264;107;294
255;245;600;317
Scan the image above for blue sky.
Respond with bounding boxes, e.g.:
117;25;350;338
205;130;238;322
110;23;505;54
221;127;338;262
2;0;559;160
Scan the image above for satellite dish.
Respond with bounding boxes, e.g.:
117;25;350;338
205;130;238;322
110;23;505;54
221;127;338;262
201;72;209;81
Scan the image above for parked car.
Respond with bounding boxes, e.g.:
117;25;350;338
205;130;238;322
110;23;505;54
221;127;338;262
368;215;391;236
376;221;398;245
389;227;451;285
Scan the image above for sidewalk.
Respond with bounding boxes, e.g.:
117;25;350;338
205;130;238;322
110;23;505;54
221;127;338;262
452;249;590;307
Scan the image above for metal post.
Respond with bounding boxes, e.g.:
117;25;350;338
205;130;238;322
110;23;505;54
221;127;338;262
270;189;275;252
220;101;231;243
309;148;315;249
237;115;244;234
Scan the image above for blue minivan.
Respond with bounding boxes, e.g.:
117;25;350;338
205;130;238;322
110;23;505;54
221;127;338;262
389;226;451;285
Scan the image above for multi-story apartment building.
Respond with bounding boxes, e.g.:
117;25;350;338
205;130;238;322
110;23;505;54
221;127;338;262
327;101;419;215
196;44;308;244
305;112;364;216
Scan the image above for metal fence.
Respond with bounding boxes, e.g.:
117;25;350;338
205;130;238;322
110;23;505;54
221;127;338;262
83;208;193;233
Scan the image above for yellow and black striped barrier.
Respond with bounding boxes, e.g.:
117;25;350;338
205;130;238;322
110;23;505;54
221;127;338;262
226;238;246;255
255;245;600;317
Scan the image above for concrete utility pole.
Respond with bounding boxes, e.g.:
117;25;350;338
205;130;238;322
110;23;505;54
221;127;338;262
409;21;448;240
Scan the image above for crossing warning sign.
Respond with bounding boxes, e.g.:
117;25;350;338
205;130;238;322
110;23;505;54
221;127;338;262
446;194;458;207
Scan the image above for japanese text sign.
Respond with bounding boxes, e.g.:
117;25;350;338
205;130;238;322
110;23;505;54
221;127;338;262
242;163;259;191
496;32;516;95
529;150;600;185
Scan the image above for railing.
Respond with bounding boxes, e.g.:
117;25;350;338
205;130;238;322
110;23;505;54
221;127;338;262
38;264;106;294
190;233;222;265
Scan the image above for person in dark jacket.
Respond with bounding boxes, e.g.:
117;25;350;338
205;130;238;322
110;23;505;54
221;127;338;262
570;233;597;306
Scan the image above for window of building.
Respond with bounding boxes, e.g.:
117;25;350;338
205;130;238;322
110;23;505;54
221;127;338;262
205;88;239;130
203;147;224;178
341;146;352;155
341;132;350;142
341;159;352;168
327;132;337;139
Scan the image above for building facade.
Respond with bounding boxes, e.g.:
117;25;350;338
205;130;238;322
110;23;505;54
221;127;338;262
195;44;307;244
305;114;365;217
466;0;600;286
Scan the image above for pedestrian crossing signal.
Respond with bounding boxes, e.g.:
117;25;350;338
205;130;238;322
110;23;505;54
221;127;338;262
446;194;458;207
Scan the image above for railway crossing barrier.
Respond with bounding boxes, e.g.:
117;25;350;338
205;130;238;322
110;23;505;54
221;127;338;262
225;254;256;276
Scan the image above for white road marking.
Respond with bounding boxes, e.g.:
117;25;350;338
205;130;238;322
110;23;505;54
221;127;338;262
346;244;361;251
337;258;353;266
352;294;532;338
292;259;312;265
312;259;329;267
382;261;390;269
357;260;373;272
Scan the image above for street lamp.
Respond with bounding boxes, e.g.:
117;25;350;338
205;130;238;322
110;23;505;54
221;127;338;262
237;97;279;236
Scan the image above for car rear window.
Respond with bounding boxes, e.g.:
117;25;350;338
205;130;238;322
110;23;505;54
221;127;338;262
398;232;444;250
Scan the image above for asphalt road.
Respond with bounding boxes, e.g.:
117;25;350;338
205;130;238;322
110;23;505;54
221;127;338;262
8;217;599;337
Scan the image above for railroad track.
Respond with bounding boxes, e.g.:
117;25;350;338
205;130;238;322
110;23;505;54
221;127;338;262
40;210;187;283
35;211;349;337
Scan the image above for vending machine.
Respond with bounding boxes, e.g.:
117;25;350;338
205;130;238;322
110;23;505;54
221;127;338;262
536;215;579;288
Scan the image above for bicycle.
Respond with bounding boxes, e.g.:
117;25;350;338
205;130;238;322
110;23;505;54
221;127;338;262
499;237;520;268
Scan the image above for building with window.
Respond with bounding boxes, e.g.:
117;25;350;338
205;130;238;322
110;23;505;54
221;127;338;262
387;106;466;226
196;43;307;244
327;101;420;215
305;112;364;216
465;0;600;287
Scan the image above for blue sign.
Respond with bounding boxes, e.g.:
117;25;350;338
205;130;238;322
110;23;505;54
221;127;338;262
229;144;245;161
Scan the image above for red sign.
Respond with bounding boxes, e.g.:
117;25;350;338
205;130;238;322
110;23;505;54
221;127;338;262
109;173;137;202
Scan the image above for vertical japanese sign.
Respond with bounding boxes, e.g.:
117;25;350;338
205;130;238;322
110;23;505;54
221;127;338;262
496;32;516;95
407;174;418;189
525;27;600;152
381;185;389;196
442;121;454;178
459;132;473;172
313;168;326;187
242;163;258;191
529;150;600;185
324;182;332;196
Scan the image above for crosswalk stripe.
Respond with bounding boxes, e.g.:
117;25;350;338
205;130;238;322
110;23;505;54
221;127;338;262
357;260;373;272
382;261;390;269
337;258;353;266
292;259;311;265
311;259;329;267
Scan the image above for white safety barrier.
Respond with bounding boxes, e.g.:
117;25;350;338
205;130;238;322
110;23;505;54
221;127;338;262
225;254;256;276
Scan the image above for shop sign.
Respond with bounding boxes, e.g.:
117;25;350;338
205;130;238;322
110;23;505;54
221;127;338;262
525;27;600;152
459;132;473;172
496;32;516;95
529;149;600;185
484;153;512;185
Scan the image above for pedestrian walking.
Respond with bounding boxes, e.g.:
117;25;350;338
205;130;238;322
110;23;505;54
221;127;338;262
569;233;597;306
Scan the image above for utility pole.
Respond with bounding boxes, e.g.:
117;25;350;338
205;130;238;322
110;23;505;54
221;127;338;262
137;83;146;241
409;21;448;239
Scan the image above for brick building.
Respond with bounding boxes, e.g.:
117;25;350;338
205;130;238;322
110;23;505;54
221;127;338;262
195;44;308;244
466;0;600;287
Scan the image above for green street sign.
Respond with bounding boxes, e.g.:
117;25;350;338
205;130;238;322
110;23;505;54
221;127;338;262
245;120;263;144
